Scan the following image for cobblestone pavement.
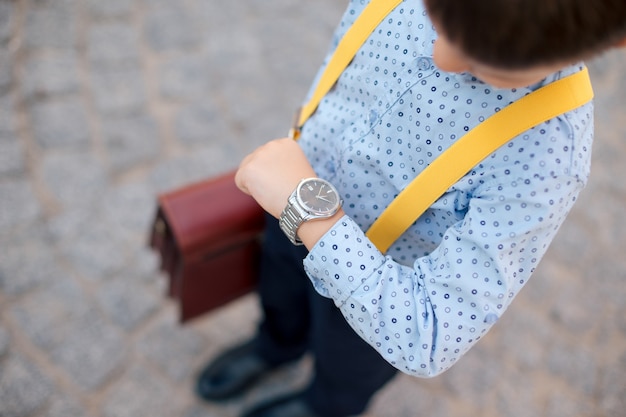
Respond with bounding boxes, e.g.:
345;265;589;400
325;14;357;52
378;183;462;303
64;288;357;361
1;1;625;416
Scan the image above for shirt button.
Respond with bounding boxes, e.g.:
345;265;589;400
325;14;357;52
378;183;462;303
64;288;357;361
324;160;336;174
368;109;379;126
417;57;432;71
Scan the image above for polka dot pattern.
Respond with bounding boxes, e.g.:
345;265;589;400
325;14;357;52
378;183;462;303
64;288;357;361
300;0;594;377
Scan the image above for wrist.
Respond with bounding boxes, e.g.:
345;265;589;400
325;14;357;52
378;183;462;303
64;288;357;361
278;177;343;246
297;209;345;250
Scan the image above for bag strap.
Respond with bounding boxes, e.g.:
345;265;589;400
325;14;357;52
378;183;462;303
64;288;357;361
289;0;404;139
366;67;594;253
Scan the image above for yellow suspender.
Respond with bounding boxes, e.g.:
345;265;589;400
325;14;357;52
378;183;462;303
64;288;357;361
291;0;595;254
366;68;594;253
290;0;404;140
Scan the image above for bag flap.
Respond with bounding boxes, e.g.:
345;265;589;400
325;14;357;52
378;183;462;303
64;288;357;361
156;170;265;259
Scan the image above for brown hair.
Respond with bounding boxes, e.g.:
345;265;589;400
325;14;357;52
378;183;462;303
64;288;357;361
424;0;626;69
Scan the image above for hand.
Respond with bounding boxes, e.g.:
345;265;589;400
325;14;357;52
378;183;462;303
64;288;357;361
236;138;345;249
235;138;317;218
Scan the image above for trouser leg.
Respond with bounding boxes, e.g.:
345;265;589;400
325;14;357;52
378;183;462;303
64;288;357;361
255;214;311;366
256;215;397;416
304;275;398;416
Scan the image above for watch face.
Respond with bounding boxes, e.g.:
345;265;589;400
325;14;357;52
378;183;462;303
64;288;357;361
296;178;341;216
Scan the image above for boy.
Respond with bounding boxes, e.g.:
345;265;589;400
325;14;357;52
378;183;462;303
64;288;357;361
197;1;626;416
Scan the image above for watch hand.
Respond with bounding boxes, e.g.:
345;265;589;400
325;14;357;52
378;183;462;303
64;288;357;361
316;195;333;203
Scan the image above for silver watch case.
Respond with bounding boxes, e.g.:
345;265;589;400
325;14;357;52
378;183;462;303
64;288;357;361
279;178;342;245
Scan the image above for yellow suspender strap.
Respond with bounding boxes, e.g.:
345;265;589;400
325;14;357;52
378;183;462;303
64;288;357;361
288;0;594;254
290;0;404;139
366;67;594;254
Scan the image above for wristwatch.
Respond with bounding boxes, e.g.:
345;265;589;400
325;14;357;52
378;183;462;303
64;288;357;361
279;177;342;245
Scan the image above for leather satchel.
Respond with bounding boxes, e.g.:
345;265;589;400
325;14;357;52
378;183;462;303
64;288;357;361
149;170;265;322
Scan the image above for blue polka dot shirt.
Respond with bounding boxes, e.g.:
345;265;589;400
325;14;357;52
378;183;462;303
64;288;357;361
299;0;594;377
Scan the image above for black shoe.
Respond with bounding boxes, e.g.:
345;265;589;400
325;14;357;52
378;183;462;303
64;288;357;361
241;391;321;417
196;339;275;400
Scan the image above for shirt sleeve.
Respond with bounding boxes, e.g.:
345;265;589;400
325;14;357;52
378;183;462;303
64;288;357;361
303;168;586;377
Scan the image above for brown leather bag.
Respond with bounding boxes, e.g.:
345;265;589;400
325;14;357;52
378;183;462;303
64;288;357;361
149;170;266;322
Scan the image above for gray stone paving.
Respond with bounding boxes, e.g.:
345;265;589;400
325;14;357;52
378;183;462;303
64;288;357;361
0;1;625;416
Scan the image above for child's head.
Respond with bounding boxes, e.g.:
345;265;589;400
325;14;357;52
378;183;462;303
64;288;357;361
424;0;626;87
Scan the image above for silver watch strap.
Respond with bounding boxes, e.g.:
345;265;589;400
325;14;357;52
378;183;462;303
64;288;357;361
279;194;307;245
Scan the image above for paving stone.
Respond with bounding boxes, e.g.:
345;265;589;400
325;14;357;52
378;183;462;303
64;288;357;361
0;219;54;249
587;136;626;191
202;9;263;75
147;145;240;193
0;325;9;357
0;179;42;233
618;304;626;338
141;0;171;7
599;351;626;417
57;214;133;281
0;132;26;177
45;204;93;245
40;396;87;417
9;279;126;391
174;100;231;147
143;5;201;51
159;54;212;100
213;78;296;153
0;352;54;417
20;52;81;99
572;190;626;257
99;180;157;239
127;248;163;289
29;98;90;148
548;273;606;335
0;49;12;92
39;150;108;209
96;276;161;331
0;93;15;135
0;237;65;296
23;7;78;50
100;365;186;417
47;201;139;281
101;114;160;173
8;275;94;352
544;390;594;417
368;377;453;417
197;294;260;344
87;0;133;18
137;318;206;382
180;405;222;417
28;0;77;9
0;0;15;44
87;23;140;69
592;251;626;307
490;307;553;371
546;344;597;395
48;310;126;391
197;4;328;148
90;67;146;115
440;345;504;410
495;380;542;417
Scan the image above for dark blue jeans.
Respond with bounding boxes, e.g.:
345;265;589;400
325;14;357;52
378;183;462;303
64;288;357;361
255;214;397;417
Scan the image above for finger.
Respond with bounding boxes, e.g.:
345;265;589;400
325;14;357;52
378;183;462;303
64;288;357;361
238;150;254;169
234;157;252;195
